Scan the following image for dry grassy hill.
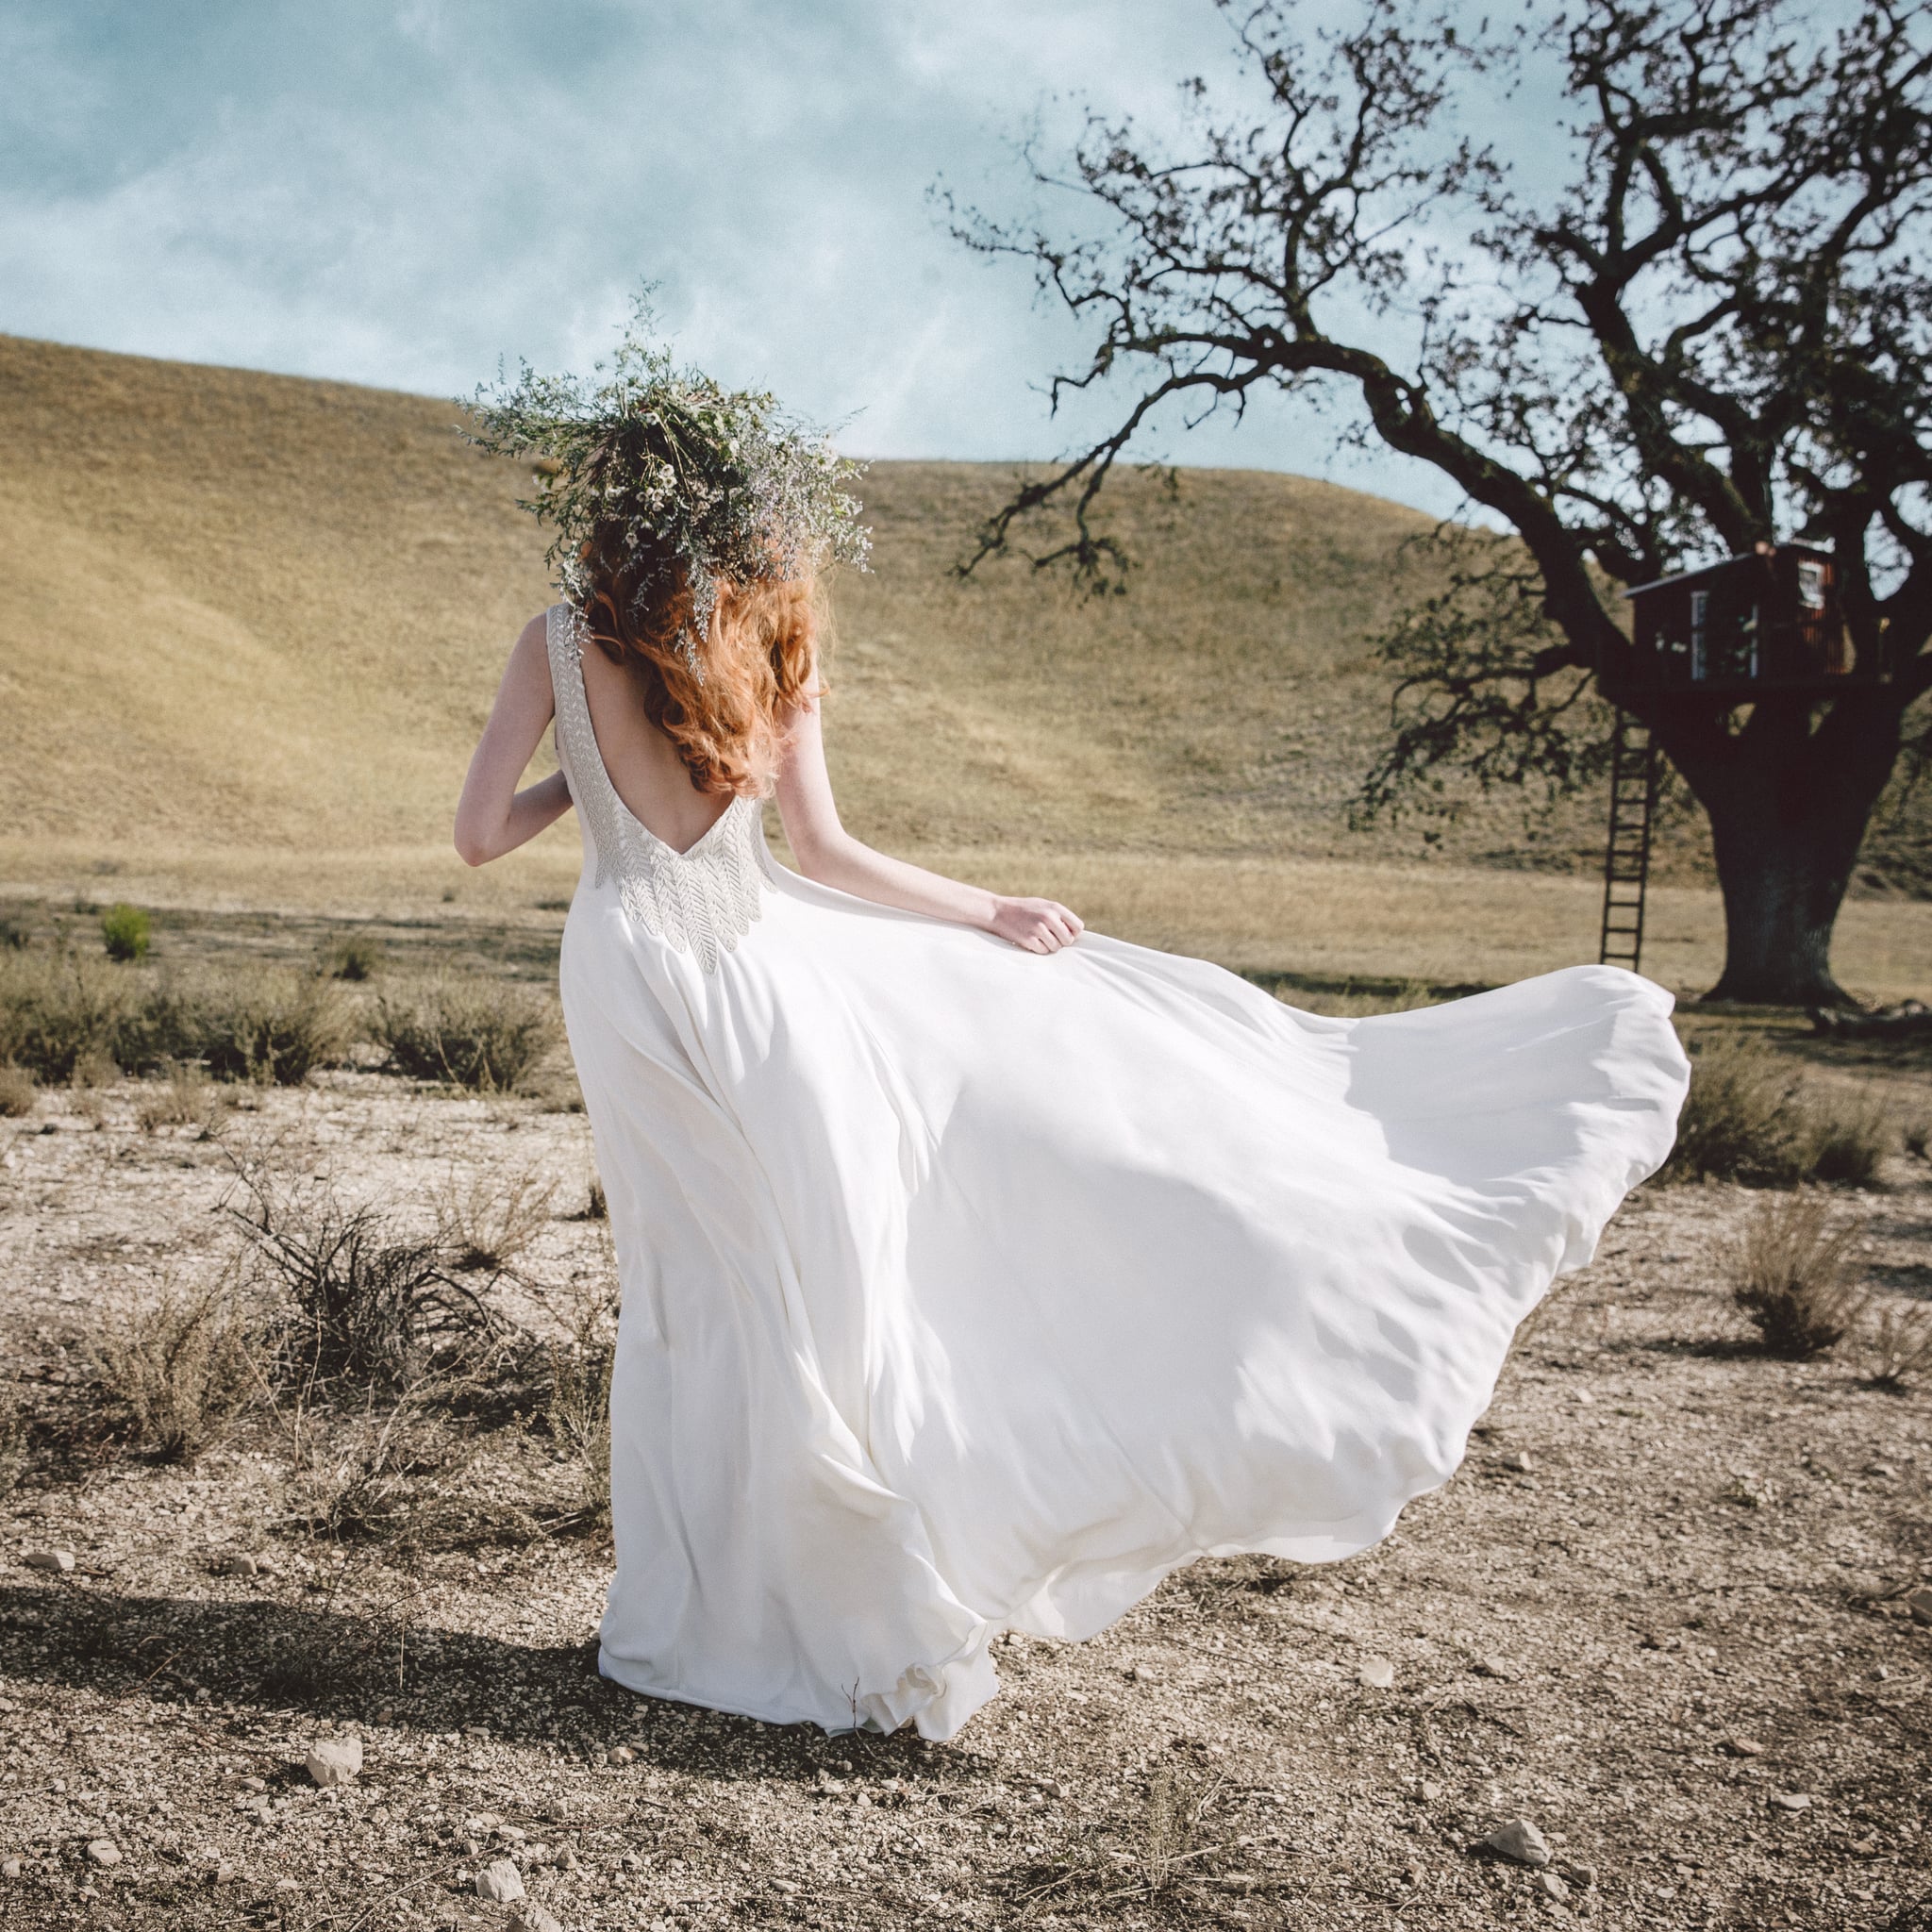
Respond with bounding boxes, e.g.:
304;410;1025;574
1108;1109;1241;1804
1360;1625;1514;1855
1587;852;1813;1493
1;334;1925;997
0;333;1594;873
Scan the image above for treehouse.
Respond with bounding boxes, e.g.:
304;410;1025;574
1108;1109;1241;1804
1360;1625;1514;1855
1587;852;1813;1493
1595;542;1887;976
1613;542;1864;696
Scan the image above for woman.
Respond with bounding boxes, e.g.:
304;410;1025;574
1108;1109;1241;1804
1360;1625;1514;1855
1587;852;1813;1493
454;332;1689;1741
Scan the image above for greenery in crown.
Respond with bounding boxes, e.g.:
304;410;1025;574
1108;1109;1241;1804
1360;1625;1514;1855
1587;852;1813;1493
464;293;870;658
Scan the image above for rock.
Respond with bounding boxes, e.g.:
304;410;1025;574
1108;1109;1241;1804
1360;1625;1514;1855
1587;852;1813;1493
1129;1662;1159;1684
475;1858;525;1903
216;1554;273;1577
1906;1588;1932;1627
1482;1819;1552;1867
1357;1655;1396;1690
85;1840;121;1868
1769;1790;1813;1812
1473;1657;1515;1681
1722;1736;1766;1757
2;1857;21;1878
1574;1389;1594;1406
305;1736;363;1788
24;1551;75;1574
605;1746;635;1766
1501;1450;1535;1474
508;1906;561;1932
213;1860;238;1885
1420;1780;1443;1804
1539;1871;1572;1904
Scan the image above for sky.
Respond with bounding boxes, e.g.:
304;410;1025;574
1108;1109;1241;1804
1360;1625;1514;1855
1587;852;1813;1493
0;0;1523;516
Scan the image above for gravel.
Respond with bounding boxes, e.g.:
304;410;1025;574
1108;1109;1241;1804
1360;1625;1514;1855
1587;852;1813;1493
0;1068;1927;1931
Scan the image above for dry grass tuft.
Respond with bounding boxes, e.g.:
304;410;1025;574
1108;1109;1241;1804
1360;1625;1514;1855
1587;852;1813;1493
1862;1301;1932;1391
436;1163;558;1274
1807;1088;1895;1188
92;1276;268;1461
545;1272;618;1524
0;951;354;1086
318;934;383;982
255;1550;427;1701
0;1063;33;1117
374;977;558;1092
1725;1191;1867;1357
282;1397;469;1544
180;969;354;1085
1140;1763;1216;1896
135;1060;227;1136
1668;1038;1893;1189
0;949;133;1084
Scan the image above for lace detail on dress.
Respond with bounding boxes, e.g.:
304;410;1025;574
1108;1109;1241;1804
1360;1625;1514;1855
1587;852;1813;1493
546;605;768;973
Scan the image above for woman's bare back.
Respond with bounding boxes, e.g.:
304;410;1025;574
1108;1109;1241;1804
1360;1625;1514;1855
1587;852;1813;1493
575;637;735;855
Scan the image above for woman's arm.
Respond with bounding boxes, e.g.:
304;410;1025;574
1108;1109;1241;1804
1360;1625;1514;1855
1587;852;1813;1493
773;690;1083;954
454;615;575;866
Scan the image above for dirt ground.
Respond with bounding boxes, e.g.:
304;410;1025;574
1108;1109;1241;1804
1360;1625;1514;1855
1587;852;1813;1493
2;1042;1929;1932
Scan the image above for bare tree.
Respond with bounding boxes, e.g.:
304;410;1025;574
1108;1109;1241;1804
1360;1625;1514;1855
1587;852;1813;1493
950;0;1932;1005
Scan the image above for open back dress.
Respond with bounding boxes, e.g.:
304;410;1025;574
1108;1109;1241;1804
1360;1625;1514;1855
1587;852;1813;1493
543;604;1690;1740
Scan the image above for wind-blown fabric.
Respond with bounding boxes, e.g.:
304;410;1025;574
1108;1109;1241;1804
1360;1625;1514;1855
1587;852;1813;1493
543;607;1690;1740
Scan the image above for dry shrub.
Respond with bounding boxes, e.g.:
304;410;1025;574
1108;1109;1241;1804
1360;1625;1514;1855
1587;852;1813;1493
1141;1763;1216;1895
436;1163;558;1274
282;1397;468;1543
256;1550;425;1702
546;1273;618;1524
0;952;353;1086
92;1278;268;1461
318;934;383;982
1668;1038;1892;1187
1807;1089;1894;1189
178;970;354;1085
0;949;132;1084
136;1061;227;1137
0;1064;33;1117
1863;1302;1932;1391
1726;1191;1867;1357
233;1171;504;1392
373;977;558;1092
99;903;151;962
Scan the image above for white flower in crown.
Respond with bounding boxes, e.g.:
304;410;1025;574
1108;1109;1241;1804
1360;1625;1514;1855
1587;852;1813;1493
465;289;871;671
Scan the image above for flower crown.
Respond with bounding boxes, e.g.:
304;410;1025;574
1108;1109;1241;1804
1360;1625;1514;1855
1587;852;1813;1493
465;297;870;671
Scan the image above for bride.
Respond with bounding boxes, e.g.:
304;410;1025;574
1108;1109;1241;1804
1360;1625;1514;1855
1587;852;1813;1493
453;325;1689;1741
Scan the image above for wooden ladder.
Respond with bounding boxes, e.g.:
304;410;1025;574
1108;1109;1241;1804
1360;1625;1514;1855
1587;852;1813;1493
1599;709;1659;973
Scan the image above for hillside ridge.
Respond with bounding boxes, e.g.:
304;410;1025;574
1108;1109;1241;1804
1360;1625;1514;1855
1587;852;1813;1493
23;330;1917;911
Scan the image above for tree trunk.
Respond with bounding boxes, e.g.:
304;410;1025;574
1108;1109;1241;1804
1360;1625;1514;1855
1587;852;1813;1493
1658;691;1904;1008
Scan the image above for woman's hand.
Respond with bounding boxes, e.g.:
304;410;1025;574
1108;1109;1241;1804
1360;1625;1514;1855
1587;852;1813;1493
988;895;1084;955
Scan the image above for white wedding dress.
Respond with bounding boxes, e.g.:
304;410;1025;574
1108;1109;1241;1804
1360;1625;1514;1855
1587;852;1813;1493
542;606;1690;1741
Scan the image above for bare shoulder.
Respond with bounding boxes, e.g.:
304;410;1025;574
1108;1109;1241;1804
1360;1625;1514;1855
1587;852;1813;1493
516;608;552;653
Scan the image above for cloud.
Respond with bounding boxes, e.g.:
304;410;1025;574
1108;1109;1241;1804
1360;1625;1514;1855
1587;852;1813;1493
0;0;1513;515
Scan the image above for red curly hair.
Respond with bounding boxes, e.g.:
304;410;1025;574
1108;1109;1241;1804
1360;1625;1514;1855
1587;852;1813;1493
580;538;822;798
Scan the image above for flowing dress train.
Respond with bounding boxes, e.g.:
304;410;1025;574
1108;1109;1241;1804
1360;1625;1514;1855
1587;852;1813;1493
541;606;1690;1740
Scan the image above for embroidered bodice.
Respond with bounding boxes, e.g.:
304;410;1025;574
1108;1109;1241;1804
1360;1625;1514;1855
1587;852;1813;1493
546;604;768;973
